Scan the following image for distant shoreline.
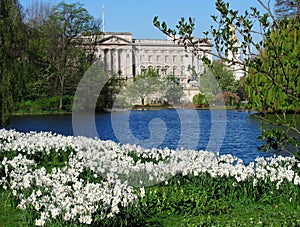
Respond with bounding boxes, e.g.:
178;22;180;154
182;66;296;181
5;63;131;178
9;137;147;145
11;105;244;116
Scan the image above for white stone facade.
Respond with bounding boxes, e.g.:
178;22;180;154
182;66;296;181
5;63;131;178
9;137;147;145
94;32;212;86
227;42;246;81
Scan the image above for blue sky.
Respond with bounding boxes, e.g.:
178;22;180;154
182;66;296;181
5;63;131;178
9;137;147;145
19;0;275;39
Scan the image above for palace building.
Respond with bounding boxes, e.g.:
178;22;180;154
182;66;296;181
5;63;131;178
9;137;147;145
93;32;212;88
82;32;246;102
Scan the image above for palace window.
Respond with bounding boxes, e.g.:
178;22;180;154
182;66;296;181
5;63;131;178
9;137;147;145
173;55;176;63
173;67;176;75
181;66;185;76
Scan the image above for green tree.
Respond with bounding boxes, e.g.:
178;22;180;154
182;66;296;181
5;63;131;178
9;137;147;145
124;68;162;108
198;71;221;103
48;2;95;110
0;0;28;126
20;1;102;113
246;17;300;155
192;93;208;108
153;0;299;157
209;61;238;93
196;61;239;105
162;75;184;104
23;1;54;103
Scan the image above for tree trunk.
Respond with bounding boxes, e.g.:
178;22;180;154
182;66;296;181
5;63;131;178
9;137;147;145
59;75;64;110
141;98;145;110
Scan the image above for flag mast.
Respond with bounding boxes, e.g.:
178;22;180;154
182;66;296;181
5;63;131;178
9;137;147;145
102;5;105;32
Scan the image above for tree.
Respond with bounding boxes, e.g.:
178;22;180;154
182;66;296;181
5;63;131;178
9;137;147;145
48;2;96;110
0;0;28;126
196;61;239;105
162;75;184;104
19;1;102;113
24;0;52;27
246;17;300;155
275;0;300;19
198;71;222;103
192;93;208;108
208;61;238;93
23;1;55;102
154;0;299;157
124;68;162;108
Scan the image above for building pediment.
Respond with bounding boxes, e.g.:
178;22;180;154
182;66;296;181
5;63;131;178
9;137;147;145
98;35;131;45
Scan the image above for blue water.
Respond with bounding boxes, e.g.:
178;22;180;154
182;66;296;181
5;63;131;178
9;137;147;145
6;110;271;164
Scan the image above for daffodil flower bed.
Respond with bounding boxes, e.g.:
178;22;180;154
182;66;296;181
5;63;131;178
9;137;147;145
0;129;300;226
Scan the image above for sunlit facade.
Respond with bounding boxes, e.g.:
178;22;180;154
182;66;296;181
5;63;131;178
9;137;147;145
94;32;212;87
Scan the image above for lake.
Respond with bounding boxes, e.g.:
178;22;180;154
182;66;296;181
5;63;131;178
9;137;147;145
6;109;271;164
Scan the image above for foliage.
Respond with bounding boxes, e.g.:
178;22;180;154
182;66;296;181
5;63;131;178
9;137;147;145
161;75;184;104
196;61;240;105
198;71;221;103
0;1;103;118
17;1;102;115
215;91;240;106
96;76;125;111
124;69;184;108
124;68;162;107
17;95;73;113
246;16;300;155
48;2;96;110
192;93;208;108
153;0;300;157
209;61;239;93
246;17;300;113
0;0;28;126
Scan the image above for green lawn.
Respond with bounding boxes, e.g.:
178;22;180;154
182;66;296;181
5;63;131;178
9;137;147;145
0;190;23;227
148;202;300;226
1;188;300;227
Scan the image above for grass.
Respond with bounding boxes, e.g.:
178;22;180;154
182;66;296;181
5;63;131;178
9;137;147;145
146;202;300;226
0;190;23;227
1;188;300;227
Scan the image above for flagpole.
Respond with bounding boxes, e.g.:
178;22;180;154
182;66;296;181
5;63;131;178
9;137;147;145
102;5;105;32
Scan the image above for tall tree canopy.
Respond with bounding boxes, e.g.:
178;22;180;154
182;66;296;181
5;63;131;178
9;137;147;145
23;2;101;111
0;0;27;126
50;2;95;110
246;17;300;113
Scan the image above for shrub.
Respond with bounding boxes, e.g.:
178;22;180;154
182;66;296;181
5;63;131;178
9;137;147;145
193;93;208;108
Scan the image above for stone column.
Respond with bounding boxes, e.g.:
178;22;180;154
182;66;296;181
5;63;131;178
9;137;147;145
104;49;109;71
114;49;119;74
118;49;122;75
120;49;126;78
109;49;114;73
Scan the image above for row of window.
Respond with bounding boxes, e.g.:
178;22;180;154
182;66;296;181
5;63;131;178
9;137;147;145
140;65;187;76
139;54;191;64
